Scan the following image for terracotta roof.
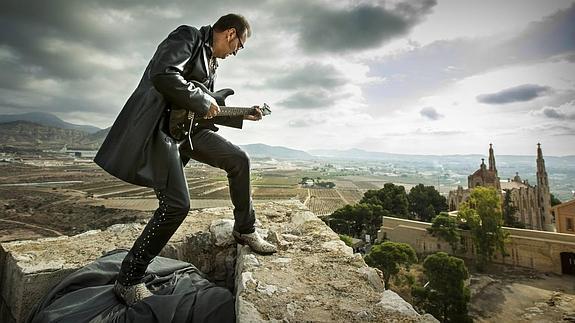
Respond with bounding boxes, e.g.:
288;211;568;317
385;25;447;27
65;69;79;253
552;198;575;210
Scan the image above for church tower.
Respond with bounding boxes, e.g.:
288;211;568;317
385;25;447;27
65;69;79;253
488;143;497;175
536;143;554;231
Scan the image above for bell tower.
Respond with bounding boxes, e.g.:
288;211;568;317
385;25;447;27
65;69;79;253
536;143;554;231
488;143;497;175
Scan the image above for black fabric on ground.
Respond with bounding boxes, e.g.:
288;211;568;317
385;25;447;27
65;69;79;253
26;249;235;323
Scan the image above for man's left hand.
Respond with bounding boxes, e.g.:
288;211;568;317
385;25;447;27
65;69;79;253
244;106;262;121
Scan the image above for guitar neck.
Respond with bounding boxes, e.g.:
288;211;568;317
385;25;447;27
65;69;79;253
217;106;255;117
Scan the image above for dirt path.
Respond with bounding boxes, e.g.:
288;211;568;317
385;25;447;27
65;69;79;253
303;188;311;206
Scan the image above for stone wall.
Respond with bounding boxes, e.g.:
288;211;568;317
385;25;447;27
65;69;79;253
379;216;575;274
0;200;436;322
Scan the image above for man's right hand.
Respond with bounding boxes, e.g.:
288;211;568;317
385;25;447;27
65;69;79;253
204;97;220;119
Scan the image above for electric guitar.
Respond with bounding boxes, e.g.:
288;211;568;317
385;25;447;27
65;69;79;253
168;80;271;143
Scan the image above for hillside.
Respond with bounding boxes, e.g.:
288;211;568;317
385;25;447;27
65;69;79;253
0;121;105;150
0;112;101;134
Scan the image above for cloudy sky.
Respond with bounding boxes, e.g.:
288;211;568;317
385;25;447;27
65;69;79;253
1;0;574;156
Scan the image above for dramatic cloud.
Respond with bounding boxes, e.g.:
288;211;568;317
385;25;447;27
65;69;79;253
541;107;575;120
279;89;341;109
366;3;575;115
419;106;443;120
265;63;347;90
476;84;552;105
1;1;574;155
296;0;437;53
503;3;575;62
543;107;565;119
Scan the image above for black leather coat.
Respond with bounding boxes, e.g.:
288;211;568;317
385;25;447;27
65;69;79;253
94;25;242;189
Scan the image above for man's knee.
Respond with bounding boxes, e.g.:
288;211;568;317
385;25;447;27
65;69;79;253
229;149;250;173
225;148;250;174
157;191;190;218
167;198;190;217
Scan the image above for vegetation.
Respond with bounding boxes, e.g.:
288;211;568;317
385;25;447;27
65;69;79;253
339;234;354;247
326;183;447;240
408;184;448;222
412;252;472;322
327;203;384;241
458;186;509;271
502;189;525;228
427;213;461;253
364;241;418;289
360;183;410;219
299;176;335;188
550;193;562;206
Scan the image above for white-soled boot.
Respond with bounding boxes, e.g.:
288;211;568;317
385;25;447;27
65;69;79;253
114;280;153;306
232;230;278;255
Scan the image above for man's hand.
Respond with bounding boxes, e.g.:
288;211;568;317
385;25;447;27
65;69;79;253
244;106;262;121
204;97;220;119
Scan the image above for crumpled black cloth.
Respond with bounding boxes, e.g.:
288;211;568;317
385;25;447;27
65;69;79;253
26;249;234;323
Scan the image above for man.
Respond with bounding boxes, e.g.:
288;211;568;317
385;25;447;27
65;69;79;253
94;14;277;306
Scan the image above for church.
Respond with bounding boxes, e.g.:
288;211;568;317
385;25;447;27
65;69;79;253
448;144;554;231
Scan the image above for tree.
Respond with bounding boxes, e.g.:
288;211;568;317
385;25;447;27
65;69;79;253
364;241;417;289
427;213;461;253
316;181;336;188
550;193;562;207
408;184;448;222
328;203;385;240
502;189;524;228
412;252;472;322
458;186;508;271
360;183;410;219
300;177;311;184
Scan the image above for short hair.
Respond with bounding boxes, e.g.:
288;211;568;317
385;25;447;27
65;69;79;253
213;14;251;38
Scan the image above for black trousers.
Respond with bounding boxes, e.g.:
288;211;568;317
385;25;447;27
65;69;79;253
117;128;256;286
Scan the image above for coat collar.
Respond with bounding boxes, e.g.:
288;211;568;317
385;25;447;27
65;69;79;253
199;25;213;57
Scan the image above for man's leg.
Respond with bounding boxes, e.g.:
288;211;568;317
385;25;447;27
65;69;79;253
115;151;190;304
180;129;276;255
180;129;255;234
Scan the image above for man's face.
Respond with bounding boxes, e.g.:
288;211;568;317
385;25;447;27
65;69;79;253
214;28;246;59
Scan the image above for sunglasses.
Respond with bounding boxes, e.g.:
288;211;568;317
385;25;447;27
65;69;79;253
232;30;244;56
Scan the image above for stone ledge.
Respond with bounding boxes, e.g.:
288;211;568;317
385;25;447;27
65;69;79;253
0;200;436;322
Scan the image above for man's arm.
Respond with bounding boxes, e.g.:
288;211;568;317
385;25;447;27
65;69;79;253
149;25;214;116
210;106;262;128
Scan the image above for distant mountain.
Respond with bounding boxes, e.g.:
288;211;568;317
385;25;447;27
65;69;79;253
308;148;575;161
0;112;101;134
87;127;111;143
309;148;403;160
240;143;313;159
0;121;104;150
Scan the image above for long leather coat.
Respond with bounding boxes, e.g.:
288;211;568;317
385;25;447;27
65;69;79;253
94;25;242;189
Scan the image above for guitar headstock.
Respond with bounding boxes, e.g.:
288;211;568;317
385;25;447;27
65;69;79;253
260;103;272;116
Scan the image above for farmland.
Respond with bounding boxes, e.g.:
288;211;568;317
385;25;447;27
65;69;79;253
3;151;506;242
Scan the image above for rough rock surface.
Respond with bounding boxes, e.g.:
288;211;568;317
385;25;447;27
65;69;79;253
1;200;437;322
232;200;437;322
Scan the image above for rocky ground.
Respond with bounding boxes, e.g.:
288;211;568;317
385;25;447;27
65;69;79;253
468;264;575;322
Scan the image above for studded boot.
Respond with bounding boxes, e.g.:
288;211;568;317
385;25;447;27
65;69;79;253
232;230;278;255
113;280;153;306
